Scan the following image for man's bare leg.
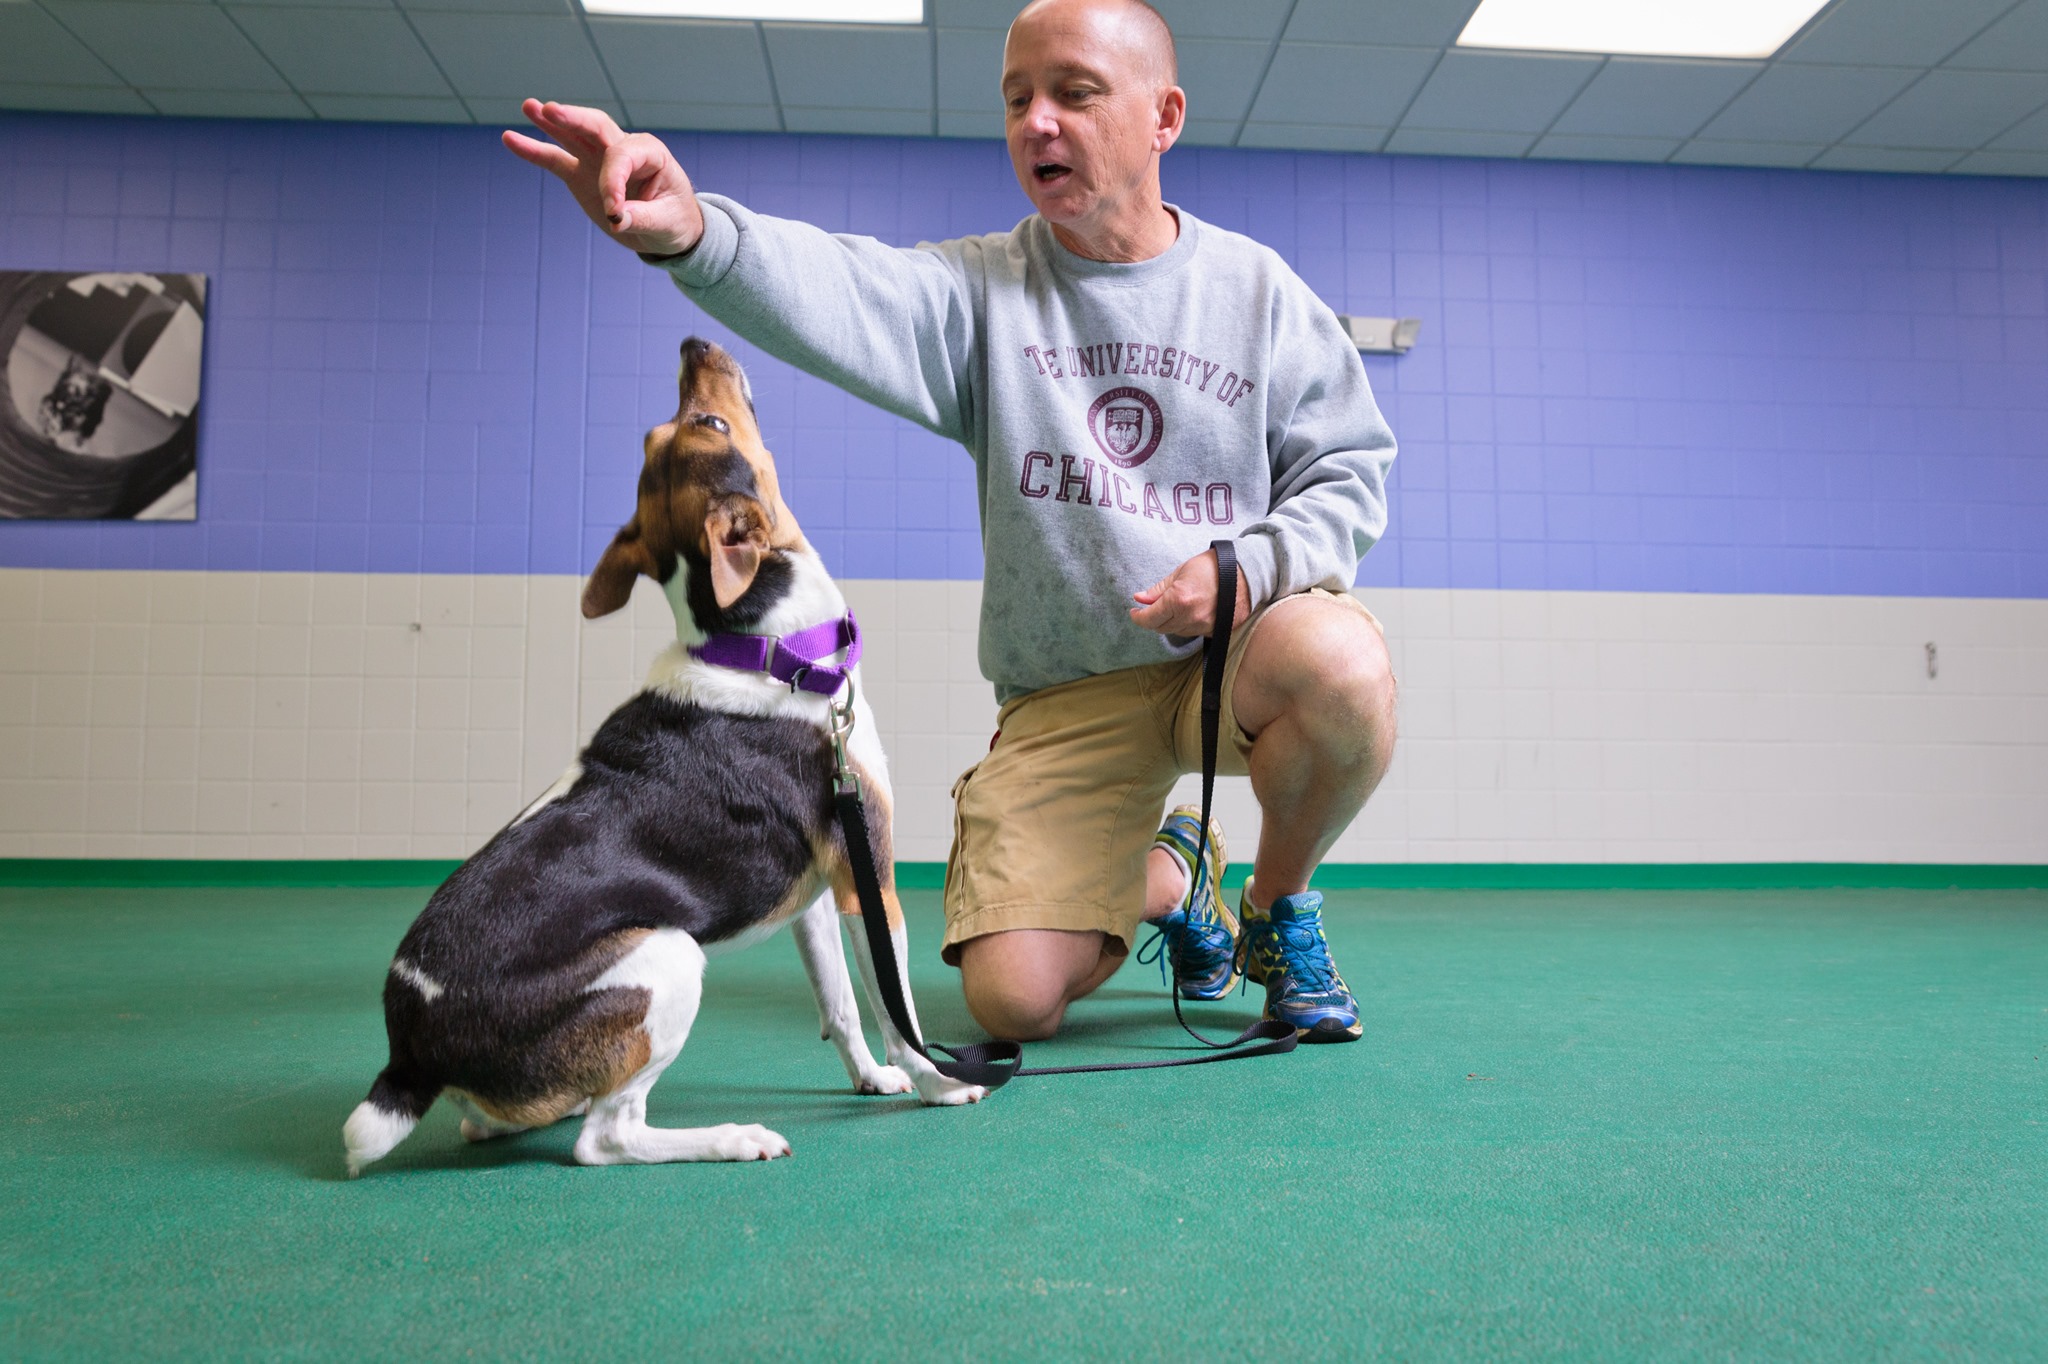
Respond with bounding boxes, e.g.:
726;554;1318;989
1129;595;1395;920
1228;594;1397;910
959;854;1191;1040
962;596;1393;1042
959;929;1110;1040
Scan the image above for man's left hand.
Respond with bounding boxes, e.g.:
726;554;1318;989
1130;547;1252;637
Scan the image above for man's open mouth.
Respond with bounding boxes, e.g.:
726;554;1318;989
1033;162;1072;183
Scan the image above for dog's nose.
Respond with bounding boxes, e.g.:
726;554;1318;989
681;337;711;361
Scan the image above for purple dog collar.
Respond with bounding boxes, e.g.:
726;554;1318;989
689;611;862;696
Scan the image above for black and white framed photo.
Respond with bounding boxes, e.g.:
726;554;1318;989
0;271;206;521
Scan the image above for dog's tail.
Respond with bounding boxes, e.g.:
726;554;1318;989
343;1065;440;1178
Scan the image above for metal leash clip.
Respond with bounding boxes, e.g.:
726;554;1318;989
828;676;860;797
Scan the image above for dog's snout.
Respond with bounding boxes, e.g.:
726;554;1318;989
681;336;712;361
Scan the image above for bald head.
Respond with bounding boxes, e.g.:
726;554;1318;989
1010;0;1178;92
1000;0;1187;260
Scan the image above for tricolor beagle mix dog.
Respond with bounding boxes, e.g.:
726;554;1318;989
343;337;982;1176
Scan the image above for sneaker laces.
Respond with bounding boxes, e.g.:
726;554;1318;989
1251;912;1338;995
1136;910;1233;988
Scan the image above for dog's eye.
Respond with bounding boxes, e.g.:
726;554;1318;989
695;414;730;435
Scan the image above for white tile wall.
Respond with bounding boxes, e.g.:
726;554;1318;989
2;568;2044;863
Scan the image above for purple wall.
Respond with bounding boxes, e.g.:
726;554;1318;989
1;111;2045;597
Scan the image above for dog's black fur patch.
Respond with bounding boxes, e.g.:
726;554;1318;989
372;692;873;1116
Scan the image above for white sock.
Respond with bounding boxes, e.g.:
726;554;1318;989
1151;843;1192;918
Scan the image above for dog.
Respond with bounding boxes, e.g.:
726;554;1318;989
342;337;983;1176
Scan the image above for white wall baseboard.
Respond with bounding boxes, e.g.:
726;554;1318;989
2;569;2042;863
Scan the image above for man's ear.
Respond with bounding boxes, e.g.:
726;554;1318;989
1155;86;1186;152
705;497;772;609
582;517;654;618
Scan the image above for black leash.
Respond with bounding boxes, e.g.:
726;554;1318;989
1153;540;1294;1053
834;538;1296;1090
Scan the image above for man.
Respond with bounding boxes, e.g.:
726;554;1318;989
506;0;1396;1044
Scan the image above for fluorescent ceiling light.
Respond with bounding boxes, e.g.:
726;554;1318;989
1456;0;1829;60
582;0;922;19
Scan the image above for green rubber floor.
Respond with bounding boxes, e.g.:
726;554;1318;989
2;885;2043;1361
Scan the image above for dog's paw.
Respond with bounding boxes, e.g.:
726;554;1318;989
913;1072;986;1107
855;1065;915;1096
710;1123;792;1162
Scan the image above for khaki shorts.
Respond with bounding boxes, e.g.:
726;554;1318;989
940;588;1382;964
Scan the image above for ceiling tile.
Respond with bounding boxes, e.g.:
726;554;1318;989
937;27;1004;110
1177;38;1270;124
1670;139;1824;168
1400;50;1600;134
397;0;573;12
43;1;292;92
1991;105;2048;149
0;4;124;85
1550;58;1760;139
1152;0;1287;42
1175;117;1240;146
1810;146;1965;173
1531;133;1681;162
1239;121;1386;152
406;12;613;102
230;0;395;8
306;93;472;121
782;106;932;135
765;25;932;112
1947;0;2048;71
1286;0;1476;48
589;19;774;105
931;0;1017;28
1697;63;1917;143
1846;70;2048;149
1786;0;2012;66
1384;127;1534;157
0;84;155;115
229;6;454;97
1951;147;2048;173
1246;43;1437;126
939;108;1002;137
144;89;314;117
630;102;782;131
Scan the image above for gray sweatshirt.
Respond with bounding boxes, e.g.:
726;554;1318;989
657;193;1395;703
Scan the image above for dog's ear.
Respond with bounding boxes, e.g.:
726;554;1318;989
705;496;773;609
582;516;655;619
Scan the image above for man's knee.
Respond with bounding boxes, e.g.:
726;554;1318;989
960;948;1067;1041
1243;596;1396;739
962;972;1067;1042
1317;625;1395;731
956;929;1104;1042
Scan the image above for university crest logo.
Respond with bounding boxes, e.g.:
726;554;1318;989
1087;386;1163;468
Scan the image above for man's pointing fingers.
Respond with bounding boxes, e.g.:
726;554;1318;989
501;129;576;179
504;97;705;257
526;98;619;154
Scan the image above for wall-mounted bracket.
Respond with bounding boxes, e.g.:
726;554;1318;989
1338;315;1422;354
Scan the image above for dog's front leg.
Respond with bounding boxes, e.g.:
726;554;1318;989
834;883;986;1107
791;893;913;1096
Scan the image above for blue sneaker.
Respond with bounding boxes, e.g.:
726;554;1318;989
1240;887;1362;1042
1135;806;1238;1000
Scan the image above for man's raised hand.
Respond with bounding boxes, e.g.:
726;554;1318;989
1129;547;1253;638
503;99;705;258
